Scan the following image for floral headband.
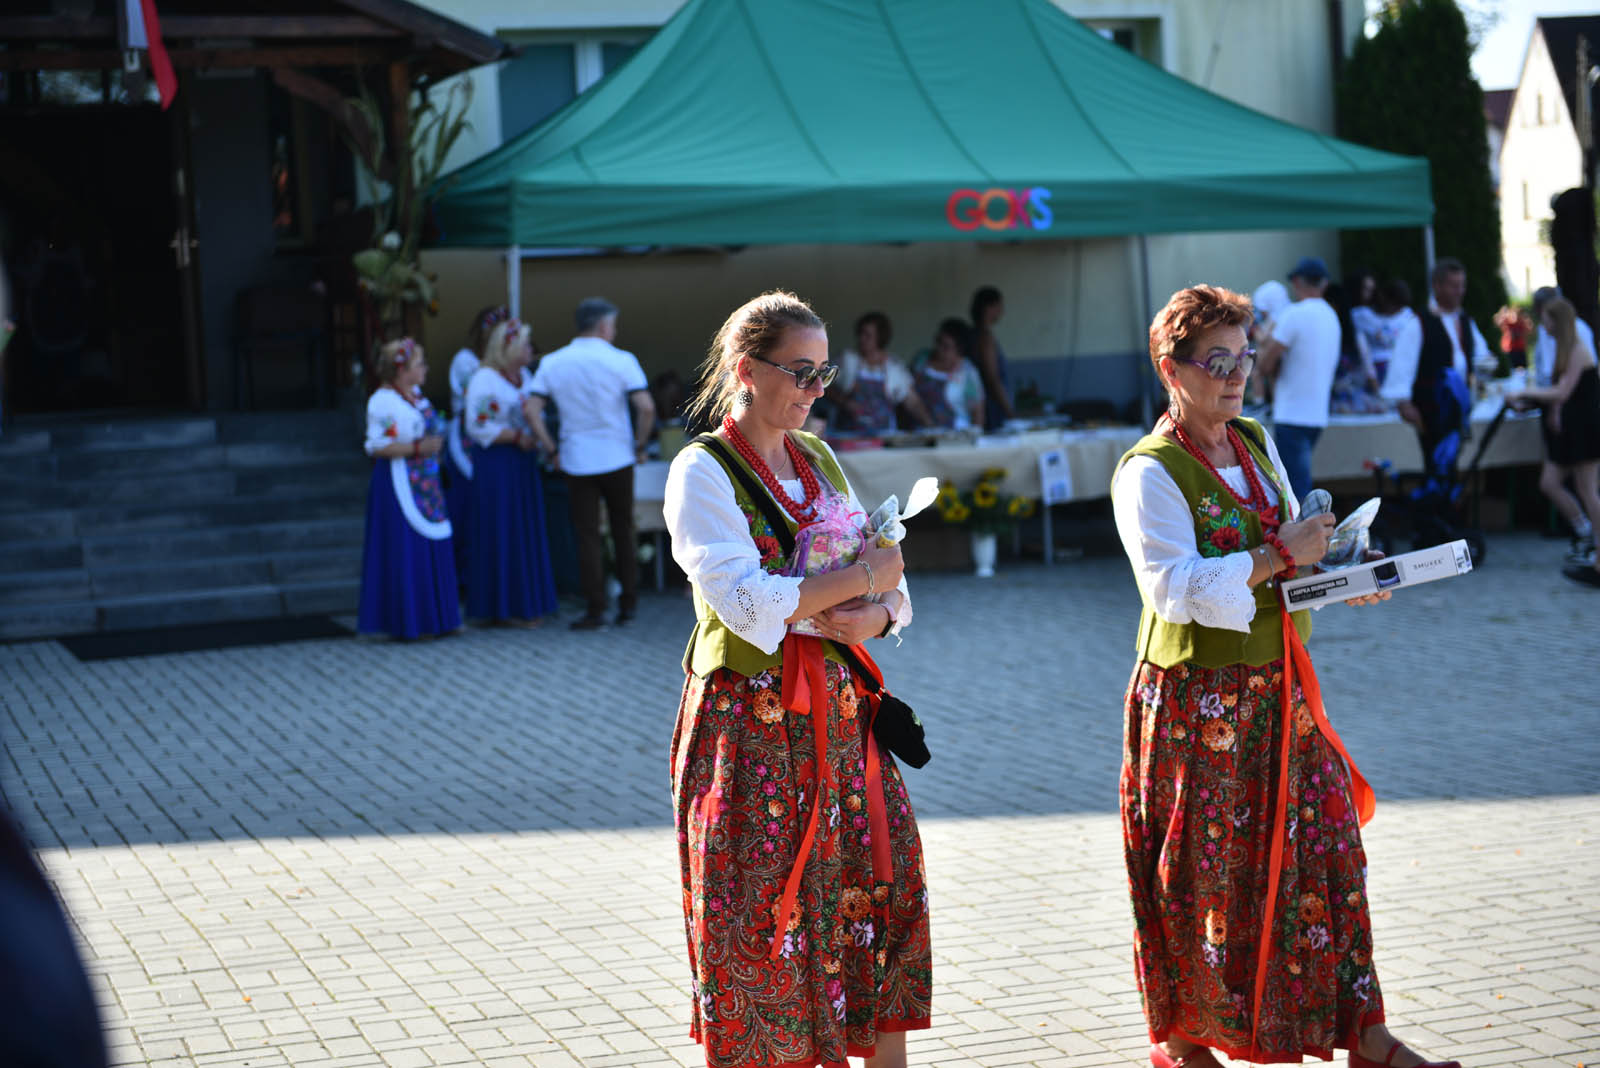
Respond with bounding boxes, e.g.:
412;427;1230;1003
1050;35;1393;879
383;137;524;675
482;306;512;331
392;338;419;364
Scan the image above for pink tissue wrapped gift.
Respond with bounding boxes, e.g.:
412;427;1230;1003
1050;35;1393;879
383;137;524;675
784;490;872;637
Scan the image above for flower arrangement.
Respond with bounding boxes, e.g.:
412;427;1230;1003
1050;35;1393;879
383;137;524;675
934;468;1036;534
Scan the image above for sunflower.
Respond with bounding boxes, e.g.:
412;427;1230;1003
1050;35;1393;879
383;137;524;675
981;467;1008;482
973;482;999;508
1006;496;1026;517
946;501;971;523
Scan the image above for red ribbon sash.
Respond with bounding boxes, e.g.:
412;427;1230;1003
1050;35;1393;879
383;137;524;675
1247;596;1376;1056
769;634;894;958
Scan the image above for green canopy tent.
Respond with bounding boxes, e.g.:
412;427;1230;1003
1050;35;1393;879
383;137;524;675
432;0;1432;252
429;0;1434;423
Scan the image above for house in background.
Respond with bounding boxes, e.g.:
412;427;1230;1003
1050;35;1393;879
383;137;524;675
1498;15;1600;299
1484;88;1512;191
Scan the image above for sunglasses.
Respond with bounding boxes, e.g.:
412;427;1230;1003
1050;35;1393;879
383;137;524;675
750;354;839;390
1174;347;1256;379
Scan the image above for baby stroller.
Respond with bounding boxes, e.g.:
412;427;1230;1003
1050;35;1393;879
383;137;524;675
1362;367;1491;565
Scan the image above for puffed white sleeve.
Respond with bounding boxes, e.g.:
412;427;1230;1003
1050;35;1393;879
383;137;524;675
886;359;915;404
363;390;407;455
817;438;913;634
1111;456;1257;633
448;350;477;404
665;450;803;654
463;372;506;448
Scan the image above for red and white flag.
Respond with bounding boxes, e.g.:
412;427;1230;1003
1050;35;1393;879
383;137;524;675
124;0;177;109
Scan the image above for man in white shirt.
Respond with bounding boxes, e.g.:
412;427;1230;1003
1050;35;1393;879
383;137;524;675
1420;258;1492;398
527;298;656;630
1258;256;1342;500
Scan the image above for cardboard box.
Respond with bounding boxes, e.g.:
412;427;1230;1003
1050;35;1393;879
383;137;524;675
1280;540;1473;607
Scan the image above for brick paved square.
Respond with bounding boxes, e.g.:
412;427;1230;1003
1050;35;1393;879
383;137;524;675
1;532;1596;1066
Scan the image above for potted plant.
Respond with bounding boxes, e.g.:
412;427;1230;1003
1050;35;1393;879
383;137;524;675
344;78;474;341
934;468;1035;576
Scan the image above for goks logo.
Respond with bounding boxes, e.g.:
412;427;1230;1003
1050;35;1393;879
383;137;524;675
945;187;1053;232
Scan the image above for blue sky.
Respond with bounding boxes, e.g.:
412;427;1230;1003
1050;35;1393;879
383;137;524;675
1467;0;1600;90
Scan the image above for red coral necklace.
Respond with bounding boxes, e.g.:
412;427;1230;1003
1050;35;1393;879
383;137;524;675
1167;417;1280;530
721;415;823;526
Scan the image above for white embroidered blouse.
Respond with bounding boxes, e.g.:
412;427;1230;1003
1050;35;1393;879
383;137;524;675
463;365;535;448
1111;430;1299;634
665;440;913;655
363;386;425;455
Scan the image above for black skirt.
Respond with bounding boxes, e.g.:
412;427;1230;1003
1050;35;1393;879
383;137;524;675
1543;365;1600;466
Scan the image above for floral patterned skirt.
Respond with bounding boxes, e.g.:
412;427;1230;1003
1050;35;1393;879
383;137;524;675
1121;658;1384;1063
671;662;932;1068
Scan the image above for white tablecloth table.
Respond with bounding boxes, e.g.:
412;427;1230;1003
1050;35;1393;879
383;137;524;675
1313;399;1542;482
632;402;1542;574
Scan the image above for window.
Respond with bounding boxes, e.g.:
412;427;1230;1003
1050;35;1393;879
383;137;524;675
1085;18;1163;66
498;35;646;143
8;69;161;107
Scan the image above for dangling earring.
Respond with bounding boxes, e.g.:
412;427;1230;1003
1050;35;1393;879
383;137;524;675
737;388;753;407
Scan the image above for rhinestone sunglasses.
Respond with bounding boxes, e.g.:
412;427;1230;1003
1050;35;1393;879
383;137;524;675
750;354;839;390
1174;346;1256;379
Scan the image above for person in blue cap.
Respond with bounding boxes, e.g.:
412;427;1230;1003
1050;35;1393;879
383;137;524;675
1258;256;1341;499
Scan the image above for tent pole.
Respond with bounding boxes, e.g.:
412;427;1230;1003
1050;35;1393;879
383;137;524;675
1137;234;1155;427
1422;225;1435;279
507;245;522;318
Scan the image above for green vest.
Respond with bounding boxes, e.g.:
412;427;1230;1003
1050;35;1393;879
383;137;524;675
1116;418;1311;669
681;430;853;679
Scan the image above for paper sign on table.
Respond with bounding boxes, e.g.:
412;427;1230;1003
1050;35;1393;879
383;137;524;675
1038;448;1072;505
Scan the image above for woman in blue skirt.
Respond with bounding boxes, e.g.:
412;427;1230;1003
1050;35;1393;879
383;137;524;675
357;338;462;639
445;304;507;574
463;317;559;626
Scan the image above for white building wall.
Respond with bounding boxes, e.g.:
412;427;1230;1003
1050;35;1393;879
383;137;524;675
1499;32;1582;300
413;0;1367;405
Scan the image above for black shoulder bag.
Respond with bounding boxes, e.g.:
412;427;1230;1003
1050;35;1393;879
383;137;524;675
691;434;931;768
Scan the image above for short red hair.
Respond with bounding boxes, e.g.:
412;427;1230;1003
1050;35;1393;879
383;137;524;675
1148;284;1253;377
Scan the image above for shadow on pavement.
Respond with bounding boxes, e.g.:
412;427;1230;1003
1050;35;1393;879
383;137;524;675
3;537;1594;849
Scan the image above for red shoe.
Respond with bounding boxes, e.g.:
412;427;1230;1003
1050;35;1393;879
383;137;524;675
1150;1044;1217;1068
1348;1039;1462;1068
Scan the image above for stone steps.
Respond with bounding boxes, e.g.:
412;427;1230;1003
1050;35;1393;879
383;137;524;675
0;410;373;640
0;580;363;639
0;546;364;603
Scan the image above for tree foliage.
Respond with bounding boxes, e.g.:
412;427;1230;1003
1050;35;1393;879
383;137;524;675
1338;0;1506;332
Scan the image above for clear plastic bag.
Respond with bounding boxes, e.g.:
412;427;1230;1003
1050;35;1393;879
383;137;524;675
1301;490;1380;570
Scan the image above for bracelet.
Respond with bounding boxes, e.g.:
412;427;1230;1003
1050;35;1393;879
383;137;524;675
858;558;876;596
1261;531;1296;577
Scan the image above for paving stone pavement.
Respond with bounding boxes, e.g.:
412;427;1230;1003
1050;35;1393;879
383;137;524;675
1;531;1596;1068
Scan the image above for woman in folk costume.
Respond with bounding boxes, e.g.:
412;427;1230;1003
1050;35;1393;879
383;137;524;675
444;304;507;573
664;292;931;1068
462;316;558;626
1111;285;1460;1068
357;338;460;639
